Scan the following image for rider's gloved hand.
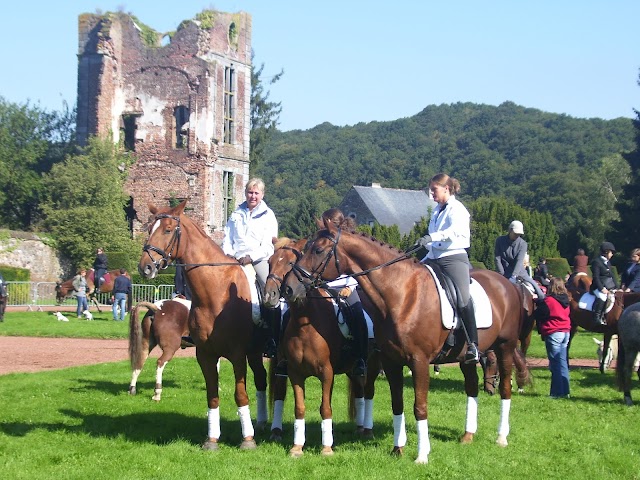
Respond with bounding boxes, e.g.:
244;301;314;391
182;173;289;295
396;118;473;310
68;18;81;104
413;234;432;249
237;255;253;266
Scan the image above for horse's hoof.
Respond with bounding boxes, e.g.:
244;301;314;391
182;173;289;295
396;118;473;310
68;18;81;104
390;446;403;457
360;428;374;440
624;396;633;407
202;439;219;451
255;421;267;432
414;455;429;464
289;445;304;458
460;432;474;444
269;429;283;442
151;395;161;402
240;438;257;450
484;388;495;396
518;388;525;394
128;387;136;396
496;435;508;447
321;446;334;456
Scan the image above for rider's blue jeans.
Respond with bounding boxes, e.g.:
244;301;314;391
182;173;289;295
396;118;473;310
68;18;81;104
545;331;570;398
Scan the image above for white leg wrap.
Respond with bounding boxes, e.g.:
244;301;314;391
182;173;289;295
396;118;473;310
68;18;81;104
354;397;365;426
256;390;267;424
293;418;306;446
271;400;284;431
238;405;254;438
364;399;374;429
156;362;167;385
321;418;333;447
393;413;407;447
416;419;430;463
130;369;141;388
498;399;511;437
207;407;220;440
465;396;478;434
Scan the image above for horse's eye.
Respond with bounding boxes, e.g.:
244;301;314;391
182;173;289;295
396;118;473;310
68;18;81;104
314;247;323;255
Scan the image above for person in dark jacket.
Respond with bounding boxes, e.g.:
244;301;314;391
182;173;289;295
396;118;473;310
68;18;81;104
92;247;108;295
589;241;617;325
572;248;589;275
534;257;552;287
621;248;640;293
535;277;571;399
173;264;192;300
111;269;132;321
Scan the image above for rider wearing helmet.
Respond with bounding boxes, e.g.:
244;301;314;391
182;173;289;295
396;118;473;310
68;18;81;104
589;241;618;326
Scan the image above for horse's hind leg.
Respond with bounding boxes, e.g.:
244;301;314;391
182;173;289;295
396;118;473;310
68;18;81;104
460;362;480;445
382;360;406;457
270;374;287;442
495;344;515;447
248;352;268;431
198;351;222;451
289;376;307;458
359;349;379;439
318;370;336;456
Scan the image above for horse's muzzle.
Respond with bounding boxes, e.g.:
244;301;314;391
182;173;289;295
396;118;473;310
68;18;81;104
138;263;157;279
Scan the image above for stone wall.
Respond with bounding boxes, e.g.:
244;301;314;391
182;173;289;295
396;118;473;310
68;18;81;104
0;232;71;282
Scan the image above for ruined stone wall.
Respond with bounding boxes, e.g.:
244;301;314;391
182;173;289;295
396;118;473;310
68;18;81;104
76;11;252;239
0;232;72;282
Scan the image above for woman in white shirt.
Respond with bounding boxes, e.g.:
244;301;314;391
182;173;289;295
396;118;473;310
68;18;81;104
415;173;478;364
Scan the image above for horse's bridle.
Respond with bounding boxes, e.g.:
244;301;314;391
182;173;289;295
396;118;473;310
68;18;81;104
142;214;181;271
290;229;342;291
265;245;304;294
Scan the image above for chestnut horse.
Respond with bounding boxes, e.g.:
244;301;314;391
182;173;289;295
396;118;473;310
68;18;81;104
284;218;525;464
138;201;269;449
263;238;380;456
128;298;193;401
566;274;640;373
55;269;131;312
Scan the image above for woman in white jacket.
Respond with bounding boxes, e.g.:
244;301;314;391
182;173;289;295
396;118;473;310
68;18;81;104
415;173;478;364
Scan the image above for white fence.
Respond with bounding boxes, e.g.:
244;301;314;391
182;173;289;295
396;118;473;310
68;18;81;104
3;281;175;310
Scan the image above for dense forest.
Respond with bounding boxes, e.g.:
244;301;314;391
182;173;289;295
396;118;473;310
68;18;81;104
255;101;636;259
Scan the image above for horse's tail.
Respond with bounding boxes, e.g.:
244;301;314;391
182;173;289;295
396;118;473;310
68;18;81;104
128;302;158;370
616;339;627;391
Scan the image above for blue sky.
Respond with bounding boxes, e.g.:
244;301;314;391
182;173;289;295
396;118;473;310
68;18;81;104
1;1;638;131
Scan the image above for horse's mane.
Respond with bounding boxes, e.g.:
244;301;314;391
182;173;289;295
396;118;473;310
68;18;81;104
274;237;293;249
322;228;421;264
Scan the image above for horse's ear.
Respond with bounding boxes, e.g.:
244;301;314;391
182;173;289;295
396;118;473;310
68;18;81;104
174;200;187;216
324;216;337;233
148;203;158;215
315;217;324;229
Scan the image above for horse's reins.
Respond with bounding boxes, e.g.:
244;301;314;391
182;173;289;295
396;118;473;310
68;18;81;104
291;228;416;292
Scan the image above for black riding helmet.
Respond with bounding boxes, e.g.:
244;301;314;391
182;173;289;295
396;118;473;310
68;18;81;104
600;241;616;254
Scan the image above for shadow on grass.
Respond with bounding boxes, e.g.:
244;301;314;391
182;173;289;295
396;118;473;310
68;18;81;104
71;378;181;396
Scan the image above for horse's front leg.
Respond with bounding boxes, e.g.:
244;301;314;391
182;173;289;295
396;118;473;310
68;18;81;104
319;370;336;456
248;352;268;431
410;360;431;464
459;361;480;445
230;354;256;450
495;345;514;447
270;374;288;442
382;360;406;458
601;332;612;374
289;374;306;458
198;351;222;451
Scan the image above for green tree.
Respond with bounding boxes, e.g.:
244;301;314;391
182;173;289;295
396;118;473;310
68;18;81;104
250;51;283;167
610;79;640;258
40;137;138;269
0;98;74;229
285;195;320;239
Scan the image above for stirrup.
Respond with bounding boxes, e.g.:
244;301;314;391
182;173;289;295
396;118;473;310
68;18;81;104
464;344;480;364
264;338;277;359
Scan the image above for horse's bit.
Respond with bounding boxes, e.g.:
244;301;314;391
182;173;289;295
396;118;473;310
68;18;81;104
290;229;342;291
142;214;181;271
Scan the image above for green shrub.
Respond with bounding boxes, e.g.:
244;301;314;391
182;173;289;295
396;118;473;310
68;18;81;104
470;261;486;270
0;265;30;281
131;273;175;286
545;257;571;279
106;251;137;272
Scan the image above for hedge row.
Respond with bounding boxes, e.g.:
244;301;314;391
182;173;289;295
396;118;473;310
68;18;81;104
0;265;30;281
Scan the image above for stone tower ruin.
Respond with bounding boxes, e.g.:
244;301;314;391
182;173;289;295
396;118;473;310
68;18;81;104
76;10;252;241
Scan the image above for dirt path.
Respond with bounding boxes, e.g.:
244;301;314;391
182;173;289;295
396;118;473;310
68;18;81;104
0;336;196;375
0;336;600;375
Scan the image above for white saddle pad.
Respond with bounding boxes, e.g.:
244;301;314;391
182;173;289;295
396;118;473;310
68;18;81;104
241;264;263;324
423;264;492;330
578;292;615;314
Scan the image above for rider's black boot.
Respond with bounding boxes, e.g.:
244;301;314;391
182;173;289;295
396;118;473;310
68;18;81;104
263;306;281;359
350;301;368;377
461;302;480;364
592;298;606;326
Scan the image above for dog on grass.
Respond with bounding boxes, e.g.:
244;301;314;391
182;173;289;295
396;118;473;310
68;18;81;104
82;310;93;321
53;311;69;322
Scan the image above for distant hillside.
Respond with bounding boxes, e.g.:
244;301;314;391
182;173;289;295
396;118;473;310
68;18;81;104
255;101;635;256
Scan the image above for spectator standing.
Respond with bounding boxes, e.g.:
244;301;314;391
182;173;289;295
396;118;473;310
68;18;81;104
621;248;640;293
535;277;571;399
72;269;89;318
111;269;132;321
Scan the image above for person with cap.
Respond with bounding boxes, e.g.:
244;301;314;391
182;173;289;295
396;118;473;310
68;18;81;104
494;220;546;302
589;241;618;325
